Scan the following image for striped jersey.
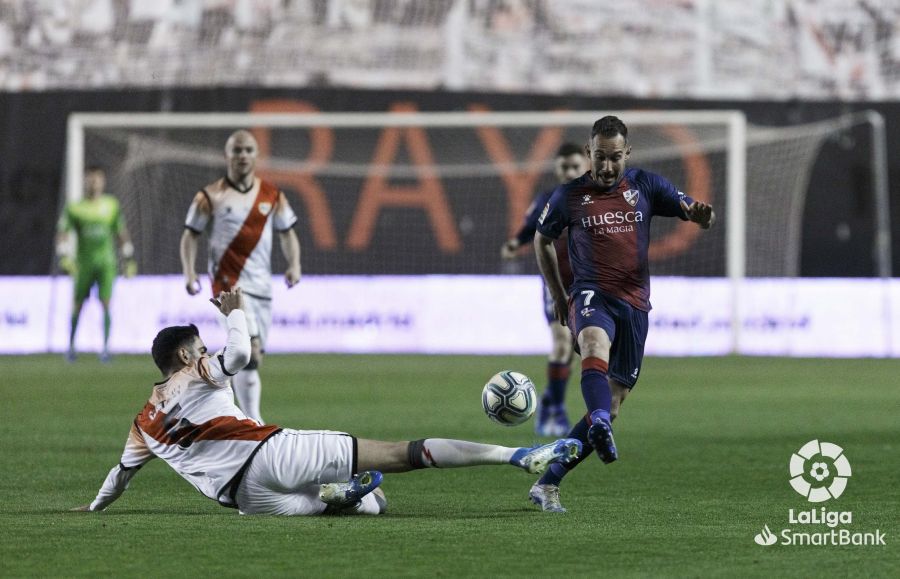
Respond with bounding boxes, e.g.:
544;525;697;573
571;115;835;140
537;169;693;311
89;311;280;510
185;177;297;299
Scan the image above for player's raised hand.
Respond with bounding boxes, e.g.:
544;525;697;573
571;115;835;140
210;287;244;315
680;200;715;229
185;272;201;295
285;265;301;288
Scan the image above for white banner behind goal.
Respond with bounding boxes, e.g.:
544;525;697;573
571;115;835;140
2;276;896;357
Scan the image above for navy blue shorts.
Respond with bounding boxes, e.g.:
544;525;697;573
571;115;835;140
567;287;649;389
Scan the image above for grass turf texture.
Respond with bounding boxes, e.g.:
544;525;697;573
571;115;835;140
1;354;897;577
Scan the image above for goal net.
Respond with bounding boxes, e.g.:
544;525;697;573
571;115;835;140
67;110;892;285
66;111;746;281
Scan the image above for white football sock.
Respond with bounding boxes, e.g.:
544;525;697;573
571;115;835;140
416;439;516;468
233;369;263;423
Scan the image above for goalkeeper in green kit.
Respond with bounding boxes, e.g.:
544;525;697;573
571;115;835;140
56;167;136;362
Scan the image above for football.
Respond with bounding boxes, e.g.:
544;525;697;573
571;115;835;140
481;371;536;426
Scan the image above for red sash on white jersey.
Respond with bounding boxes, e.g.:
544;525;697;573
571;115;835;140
213;180;280;296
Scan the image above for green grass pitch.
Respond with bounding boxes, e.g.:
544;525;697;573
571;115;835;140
1;354;897;577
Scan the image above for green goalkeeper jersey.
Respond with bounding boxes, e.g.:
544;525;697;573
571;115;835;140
58;195;123;265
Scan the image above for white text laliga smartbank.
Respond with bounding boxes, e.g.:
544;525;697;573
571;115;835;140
752;440;887;547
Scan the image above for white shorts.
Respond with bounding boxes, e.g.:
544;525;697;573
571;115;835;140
220;293;272;349
235;428;379;516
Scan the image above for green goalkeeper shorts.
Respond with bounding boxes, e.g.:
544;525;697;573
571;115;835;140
74;259;116;302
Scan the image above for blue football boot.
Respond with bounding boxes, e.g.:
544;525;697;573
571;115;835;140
513;438;582;474
587;411;618;464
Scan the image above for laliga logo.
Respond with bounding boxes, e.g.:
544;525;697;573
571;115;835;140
789;440;851;502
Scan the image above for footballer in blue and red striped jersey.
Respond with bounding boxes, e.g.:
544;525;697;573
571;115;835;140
500;143;586;438
537;166;693;313
528;116;714;514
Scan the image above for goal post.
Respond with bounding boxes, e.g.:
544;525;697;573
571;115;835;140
71;109;900;355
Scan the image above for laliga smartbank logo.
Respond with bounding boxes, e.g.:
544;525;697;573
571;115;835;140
789;439;850;502
753;440;886;547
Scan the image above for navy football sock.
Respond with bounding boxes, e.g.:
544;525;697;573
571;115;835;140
580;357;611;423
545;361;570;407
538;415;593;485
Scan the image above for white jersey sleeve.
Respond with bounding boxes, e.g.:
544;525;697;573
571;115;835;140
272;191;298;232
185;191;212;233
208;310;251;383
89;424;156;511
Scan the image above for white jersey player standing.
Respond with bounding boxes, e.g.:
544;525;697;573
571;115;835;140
72;287;582;516
180;130;301;423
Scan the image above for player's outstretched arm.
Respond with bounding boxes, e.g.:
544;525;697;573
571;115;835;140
680;200;716;229
74;426;155;512
534;232;568;325
72;464;142;512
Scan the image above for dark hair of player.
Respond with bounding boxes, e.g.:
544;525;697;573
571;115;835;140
152;325;200;373
85;165;105;174
555;142;585;158
591;116;628;142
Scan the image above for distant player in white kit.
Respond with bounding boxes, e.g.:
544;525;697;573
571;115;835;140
72;287;581;516
180;130;301;423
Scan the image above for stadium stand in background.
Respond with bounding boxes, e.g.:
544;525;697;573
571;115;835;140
1;0;898;99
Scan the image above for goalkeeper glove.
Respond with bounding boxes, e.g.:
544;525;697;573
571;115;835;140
55;239;76;274
123;258;138;278
120;242;137;277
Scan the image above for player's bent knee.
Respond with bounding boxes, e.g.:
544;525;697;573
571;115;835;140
244;357;260;371
578;328;611;358
580;340;610;359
